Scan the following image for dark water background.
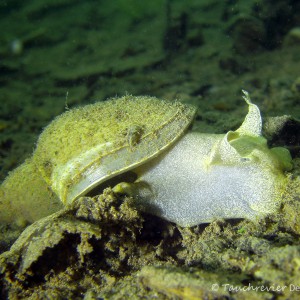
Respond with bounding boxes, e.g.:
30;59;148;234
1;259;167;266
1;0;300;181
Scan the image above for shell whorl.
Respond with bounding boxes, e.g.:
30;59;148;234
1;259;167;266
32;96;196;204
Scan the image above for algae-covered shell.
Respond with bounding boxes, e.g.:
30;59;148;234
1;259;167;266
33;96;196;205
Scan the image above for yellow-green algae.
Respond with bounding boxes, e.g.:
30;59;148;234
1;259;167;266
35;95;195;204
0;158;62;225
0;95;195;226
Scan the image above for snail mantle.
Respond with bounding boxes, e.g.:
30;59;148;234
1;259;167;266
0;92;292;227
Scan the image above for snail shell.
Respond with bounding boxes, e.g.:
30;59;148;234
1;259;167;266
33;96;196;205
0;93;292;227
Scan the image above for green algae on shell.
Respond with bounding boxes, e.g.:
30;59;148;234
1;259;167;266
33;95;196;205
0;93;293;228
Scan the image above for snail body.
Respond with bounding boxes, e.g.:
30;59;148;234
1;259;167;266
0;93;292;227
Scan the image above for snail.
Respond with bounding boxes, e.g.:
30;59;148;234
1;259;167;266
0;92;292;227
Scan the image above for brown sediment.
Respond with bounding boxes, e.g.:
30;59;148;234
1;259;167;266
1;174;300;299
